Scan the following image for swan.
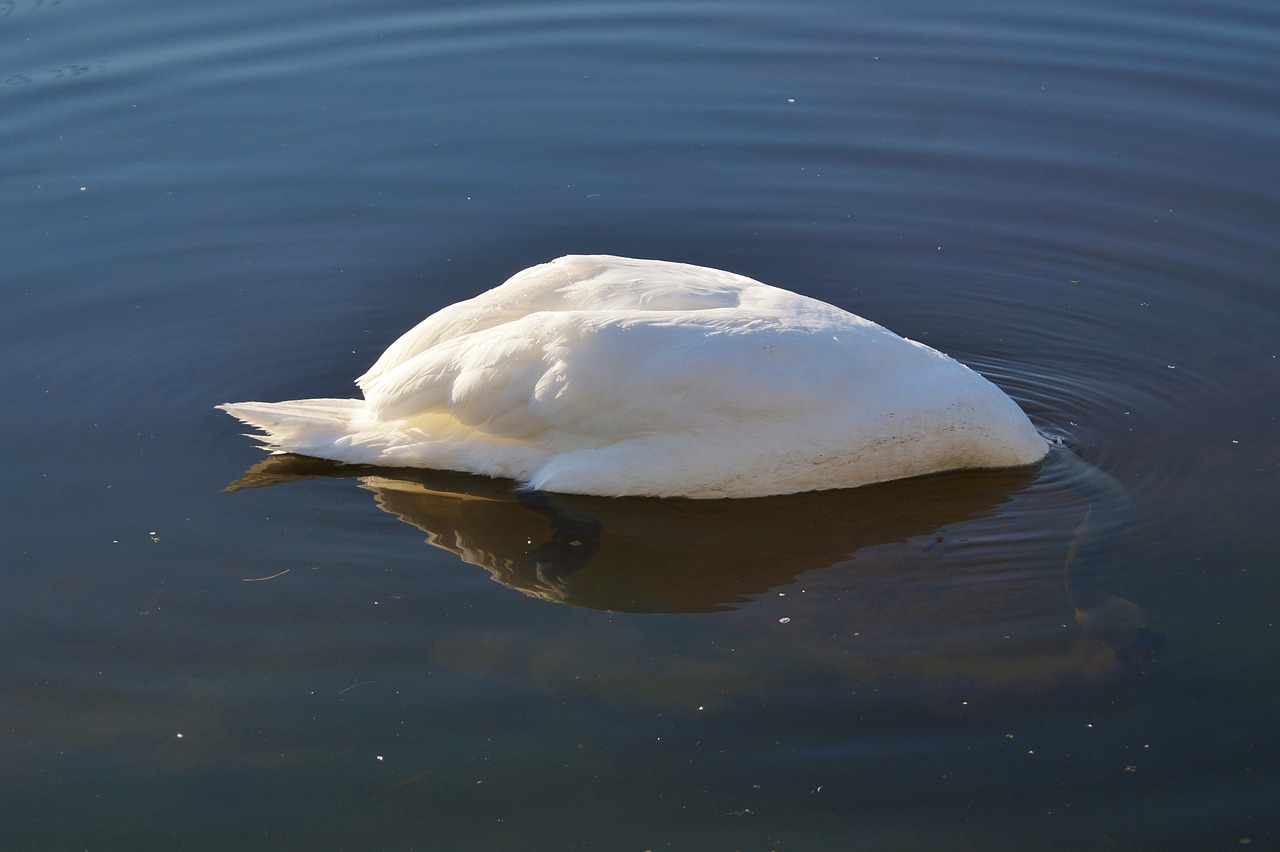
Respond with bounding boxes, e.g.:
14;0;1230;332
218;254;1050;498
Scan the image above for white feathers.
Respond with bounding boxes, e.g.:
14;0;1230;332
218;255;1049;498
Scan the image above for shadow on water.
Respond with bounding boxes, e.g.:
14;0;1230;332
227;449;1161;695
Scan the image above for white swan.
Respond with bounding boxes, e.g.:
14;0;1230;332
218;255;1049;498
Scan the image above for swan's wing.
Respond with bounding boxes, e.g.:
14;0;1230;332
525;312;857;438
359;305;893;444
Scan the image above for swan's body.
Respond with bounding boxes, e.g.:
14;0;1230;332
219;255;1048;498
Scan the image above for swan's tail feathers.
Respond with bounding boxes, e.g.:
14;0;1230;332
217;398;366;456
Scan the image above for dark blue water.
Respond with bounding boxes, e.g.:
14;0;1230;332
3;0;1278;848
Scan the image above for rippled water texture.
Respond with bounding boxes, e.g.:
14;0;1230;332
3;0;1278;848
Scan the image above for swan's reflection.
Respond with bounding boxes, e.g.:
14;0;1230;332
230;455;1036;609
227;452;1159;678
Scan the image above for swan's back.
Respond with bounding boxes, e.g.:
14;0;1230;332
358;255;810;387
220;255;1049;498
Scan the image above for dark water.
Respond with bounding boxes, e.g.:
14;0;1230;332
3;0;1278;848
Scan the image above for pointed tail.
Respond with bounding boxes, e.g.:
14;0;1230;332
217;398;366;455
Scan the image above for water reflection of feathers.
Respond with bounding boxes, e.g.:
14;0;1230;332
227;448;1160;671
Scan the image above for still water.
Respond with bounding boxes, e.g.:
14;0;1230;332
3;0;1278;848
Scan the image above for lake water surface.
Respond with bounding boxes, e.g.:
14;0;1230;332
3;0;1278;848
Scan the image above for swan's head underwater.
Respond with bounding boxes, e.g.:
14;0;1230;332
219;254;1050;499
